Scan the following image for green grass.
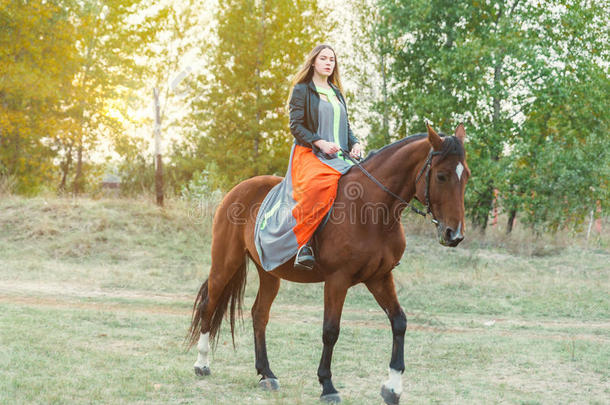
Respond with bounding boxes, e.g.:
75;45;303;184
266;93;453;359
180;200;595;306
0;196;608;404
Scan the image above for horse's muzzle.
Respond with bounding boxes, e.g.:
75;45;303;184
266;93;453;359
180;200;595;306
438;222;464;247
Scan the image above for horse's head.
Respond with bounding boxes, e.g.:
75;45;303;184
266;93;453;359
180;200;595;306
415;123;470;247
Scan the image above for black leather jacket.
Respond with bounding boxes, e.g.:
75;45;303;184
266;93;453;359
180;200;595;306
289;80;359;150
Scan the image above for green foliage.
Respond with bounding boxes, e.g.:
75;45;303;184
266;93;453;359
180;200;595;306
0;0;158;195
114;140;155;196
501;0;610;231
0;172;17;196
182;0;331;190
361;0;609;231
180;166;222;203
343;0;392;151
109;0;201;198
1;0;607;233
371;0;541;229
0;0;79;194
508;62;609;231
59;0;153;195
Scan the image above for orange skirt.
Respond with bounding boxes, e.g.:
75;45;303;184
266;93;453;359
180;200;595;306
291;145;342;247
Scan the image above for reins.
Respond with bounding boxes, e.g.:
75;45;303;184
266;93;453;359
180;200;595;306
341;148;441;225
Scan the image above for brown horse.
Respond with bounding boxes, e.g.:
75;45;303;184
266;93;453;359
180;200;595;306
188;123;469;404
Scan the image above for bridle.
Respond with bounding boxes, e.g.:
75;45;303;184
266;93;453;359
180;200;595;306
414;148;444;221
341;147;442;225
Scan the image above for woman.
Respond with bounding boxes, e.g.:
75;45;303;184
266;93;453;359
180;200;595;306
254;44;362;272
287;44;362;270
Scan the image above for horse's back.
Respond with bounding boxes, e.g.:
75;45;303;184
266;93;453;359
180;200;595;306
223;175;282;205
214;175;282;233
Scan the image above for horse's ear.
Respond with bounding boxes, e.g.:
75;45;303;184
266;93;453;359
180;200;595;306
454;123;466;143
426;121;443;150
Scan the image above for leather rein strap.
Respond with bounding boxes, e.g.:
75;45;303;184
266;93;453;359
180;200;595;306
341;148;441;225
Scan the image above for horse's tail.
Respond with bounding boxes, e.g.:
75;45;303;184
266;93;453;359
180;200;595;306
186;176;280;350
187;256;248;349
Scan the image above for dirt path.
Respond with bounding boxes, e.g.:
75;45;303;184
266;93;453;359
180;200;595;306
0;279;192;302
1;279;608;344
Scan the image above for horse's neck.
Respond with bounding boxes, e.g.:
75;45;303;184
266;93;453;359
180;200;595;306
359;138;429;207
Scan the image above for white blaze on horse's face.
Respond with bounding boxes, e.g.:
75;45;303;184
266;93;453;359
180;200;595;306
456;162;464;181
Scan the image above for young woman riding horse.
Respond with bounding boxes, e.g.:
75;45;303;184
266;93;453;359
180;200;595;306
287;44;363;271
188;44;470;404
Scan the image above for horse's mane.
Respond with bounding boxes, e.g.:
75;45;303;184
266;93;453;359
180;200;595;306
362;132;464;164
361;133;427;163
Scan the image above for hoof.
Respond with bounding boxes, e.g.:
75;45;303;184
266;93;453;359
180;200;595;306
380;385;400;405
259;378;280;391
320;393;341;403
194;365;211;376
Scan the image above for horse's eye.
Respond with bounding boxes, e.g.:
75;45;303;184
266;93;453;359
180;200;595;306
436;173;448;182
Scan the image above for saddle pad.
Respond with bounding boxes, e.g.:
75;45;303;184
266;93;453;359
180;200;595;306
254;144;353;271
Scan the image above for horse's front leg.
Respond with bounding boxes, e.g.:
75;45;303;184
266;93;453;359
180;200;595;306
318;278;348;403
365;273;406;405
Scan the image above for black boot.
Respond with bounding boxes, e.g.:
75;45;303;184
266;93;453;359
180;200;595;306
294;241;315;271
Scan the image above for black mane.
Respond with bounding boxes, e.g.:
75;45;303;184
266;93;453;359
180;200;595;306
361;133;427;163
361;132;464;163
436;134;465;161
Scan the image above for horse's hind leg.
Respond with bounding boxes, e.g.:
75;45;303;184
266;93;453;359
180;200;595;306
194;322;211;376
252;265;281;390
191;237;249;376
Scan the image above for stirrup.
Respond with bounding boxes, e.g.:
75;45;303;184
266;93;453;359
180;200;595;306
294;244;315;271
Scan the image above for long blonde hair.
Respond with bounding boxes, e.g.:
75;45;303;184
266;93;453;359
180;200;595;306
286;44;344;105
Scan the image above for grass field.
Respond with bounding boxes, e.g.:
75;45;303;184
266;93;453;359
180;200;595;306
0;196;608;404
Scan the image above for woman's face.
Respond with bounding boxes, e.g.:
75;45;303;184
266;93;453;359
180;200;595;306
312;48;336;78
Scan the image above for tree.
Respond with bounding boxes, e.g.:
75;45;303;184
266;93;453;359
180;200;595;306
1;0;160;195
184;0;330;190
375;0;541;229
105;0;204;198
371;0;608;231
61;0;154;195
508;64;609;231
500;0;609;232
344;0;395;151
0;0;79;194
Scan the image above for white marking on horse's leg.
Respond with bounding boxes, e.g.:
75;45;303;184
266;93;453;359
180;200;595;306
194;332;210;368
384;368;403;395
456;162;464;181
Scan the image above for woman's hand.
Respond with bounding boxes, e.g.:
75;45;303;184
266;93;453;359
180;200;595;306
350;143;363;159
313;140;341;155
